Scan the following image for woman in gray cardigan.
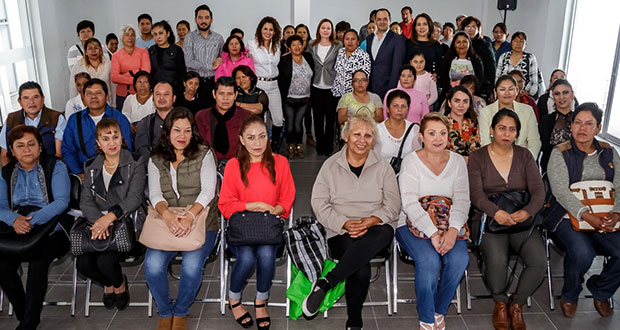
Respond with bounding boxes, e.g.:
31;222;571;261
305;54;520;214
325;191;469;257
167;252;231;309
308;18;343;155
306;113;400;330
77;118;147;310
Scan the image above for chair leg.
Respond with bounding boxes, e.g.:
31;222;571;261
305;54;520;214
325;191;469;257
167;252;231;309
385;258;392;316
465;269;472;310
286;253;291;318
71;258;77;316
220;216;227;315
546;238;555;311
0;288;3;312
527;296;532;307
148;290;153;317
85;279;92;317
456;282;462;314
392;243;398;314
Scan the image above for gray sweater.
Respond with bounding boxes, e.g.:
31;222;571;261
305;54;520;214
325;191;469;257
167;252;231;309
548;147;620;220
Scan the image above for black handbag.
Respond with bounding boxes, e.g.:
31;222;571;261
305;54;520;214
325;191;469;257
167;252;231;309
0;205;58;254
227;211;285;246
485;190;533;233
390;123;417;175
70;213;135;255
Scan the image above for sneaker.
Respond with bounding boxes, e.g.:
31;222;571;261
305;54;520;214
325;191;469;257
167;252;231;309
302;278;329;317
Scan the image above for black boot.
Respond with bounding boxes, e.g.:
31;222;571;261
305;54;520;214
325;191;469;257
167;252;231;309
271;125;283;154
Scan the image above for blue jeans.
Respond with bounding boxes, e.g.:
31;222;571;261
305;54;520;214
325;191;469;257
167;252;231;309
395;226;468;324
551;219;620;303
145;230;217;318
228;244;279;301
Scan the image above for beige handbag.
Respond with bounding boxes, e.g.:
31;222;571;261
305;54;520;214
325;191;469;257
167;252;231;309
568;180;619;232
139;205;210;251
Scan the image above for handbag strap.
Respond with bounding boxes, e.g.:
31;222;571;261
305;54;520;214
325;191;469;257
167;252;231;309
499;221;537;295
396;123;416;160
76;111;88;157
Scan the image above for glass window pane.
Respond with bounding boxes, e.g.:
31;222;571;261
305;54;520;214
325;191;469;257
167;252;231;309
567;0;620;110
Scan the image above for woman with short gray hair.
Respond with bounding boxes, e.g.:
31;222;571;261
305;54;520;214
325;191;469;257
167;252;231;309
306;113;400;329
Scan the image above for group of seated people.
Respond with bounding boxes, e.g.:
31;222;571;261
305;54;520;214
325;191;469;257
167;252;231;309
0;4;618;330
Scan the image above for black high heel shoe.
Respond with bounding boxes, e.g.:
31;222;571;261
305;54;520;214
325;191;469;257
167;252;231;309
229;300;253;328
254;301;271;330
115;275;130;310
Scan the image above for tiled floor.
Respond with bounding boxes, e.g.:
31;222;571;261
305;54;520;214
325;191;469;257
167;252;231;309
2;145;620;330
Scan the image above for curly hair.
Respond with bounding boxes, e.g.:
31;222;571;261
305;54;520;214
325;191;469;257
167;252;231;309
255;16;281;54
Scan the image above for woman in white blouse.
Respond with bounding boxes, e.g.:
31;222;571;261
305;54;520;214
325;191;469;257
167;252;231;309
70;38;114;107
247;16;284;152
121;70;155;125
396;112;470;330
145;107;217;329
375;89;421;163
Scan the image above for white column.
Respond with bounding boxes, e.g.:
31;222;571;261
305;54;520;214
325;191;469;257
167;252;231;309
292;0;310;25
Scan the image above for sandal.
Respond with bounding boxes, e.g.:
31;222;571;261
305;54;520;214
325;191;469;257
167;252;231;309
229;300;253;328
254;300;271;330
434;314;445;330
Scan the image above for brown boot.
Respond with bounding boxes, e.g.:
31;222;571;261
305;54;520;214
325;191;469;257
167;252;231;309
296;143;304;158
171;315;188;330
156;316;173;330
287;144;295;159
492;302;509;330
509;303;526;330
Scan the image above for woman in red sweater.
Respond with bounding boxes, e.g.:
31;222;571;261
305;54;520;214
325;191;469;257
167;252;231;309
218;115;295;330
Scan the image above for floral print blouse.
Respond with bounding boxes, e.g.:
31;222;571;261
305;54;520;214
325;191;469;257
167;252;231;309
447;117;480;157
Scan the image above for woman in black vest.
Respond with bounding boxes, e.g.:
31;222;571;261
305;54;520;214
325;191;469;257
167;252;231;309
547;103;620;319
0;125;71;330
76;118;146;310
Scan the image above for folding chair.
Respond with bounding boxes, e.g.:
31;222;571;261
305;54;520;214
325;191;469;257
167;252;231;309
323;242;393;317
7;173;84;316
220;208;294;317
391;240;462;314
543;228;614;310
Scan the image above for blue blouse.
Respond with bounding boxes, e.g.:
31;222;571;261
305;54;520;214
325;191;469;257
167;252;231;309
0;160;70;228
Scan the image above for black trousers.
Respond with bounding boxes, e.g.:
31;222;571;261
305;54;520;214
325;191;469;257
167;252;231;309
284;97;310;144
0;231;69;330
325;225;394;328
77;251;124;288
311;87;338;155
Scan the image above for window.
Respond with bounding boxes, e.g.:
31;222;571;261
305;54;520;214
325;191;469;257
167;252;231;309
0;0;37;124
566;0;620;142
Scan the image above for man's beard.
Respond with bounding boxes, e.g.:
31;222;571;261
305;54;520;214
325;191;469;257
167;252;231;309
198;24;210;32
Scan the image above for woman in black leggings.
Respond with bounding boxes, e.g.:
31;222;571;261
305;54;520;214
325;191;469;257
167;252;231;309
307;113;401;329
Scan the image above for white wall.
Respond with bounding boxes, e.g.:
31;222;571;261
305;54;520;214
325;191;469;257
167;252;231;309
30;0;567;110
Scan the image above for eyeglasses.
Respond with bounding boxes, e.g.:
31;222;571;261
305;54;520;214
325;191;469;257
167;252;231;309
464;25;477;30
352;78;369;84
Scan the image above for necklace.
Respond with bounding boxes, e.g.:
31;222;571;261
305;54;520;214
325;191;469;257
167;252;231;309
489;145;513;158
104;162;118;169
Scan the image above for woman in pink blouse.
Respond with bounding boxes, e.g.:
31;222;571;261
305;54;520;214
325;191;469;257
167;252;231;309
214;35;255;80
111;25;151;111
382;65;429;124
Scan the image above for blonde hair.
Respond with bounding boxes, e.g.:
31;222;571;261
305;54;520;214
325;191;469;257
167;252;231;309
420;112;450;133
341;112;378;143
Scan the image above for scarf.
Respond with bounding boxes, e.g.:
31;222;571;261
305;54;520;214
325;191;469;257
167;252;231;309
211;106;236;156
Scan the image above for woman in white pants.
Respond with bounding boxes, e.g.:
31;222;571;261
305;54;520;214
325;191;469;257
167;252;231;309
248;16;284;152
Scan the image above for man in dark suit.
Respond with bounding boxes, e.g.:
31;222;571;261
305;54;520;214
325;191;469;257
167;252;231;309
366;8;406;99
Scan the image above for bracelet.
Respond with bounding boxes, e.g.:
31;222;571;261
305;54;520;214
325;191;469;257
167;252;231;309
187;210;197;221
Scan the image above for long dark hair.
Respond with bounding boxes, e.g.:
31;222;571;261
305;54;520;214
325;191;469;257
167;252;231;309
151;107;207;162
410;13;436;45
236;115;275;187
445;31;478;60
444;86;478;126
153;20;176;46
